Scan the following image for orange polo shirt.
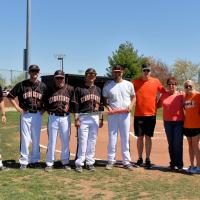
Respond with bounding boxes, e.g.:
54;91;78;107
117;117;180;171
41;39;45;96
184;92;200;128
133;77;165;116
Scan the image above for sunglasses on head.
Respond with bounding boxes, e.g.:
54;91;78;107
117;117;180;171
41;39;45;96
142;69;150;73
184;85;192;89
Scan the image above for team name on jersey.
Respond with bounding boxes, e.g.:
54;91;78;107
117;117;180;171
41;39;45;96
80;94;100;103
49;95;70;103
23;91;42;99
184;100;195;108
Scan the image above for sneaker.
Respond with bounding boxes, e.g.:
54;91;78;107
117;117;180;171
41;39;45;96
193;167;200;174
29;162;41;169
124;164;134;171
45;166;53;172
186;166;196;173
136;158;143;167
20;164;27;170
63;164;71;171
145;158;152;169
86;165;96;171
75;165;83;173
106;163;113;170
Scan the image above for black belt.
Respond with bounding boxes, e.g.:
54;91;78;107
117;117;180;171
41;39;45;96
26;110;38;113
49;112;69;117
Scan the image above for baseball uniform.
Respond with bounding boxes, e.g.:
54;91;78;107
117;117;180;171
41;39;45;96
44;81;74;168
103;79;135;166
73;84;104;168
7;79;46;166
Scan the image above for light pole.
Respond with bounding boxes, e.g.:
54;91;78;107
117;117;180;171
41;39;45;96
23;0;31;79
55;54;65;71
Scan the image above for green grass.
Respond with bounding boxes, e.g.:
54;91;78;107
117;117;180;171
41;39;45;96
0;111;199;200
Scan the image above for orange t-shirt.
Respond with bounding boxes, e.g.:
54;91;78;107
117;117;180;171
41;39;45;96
184;92;200;128
133;77;165;116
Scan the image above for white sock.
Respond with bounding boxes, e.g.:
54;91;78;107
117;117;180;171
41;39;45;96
0;160;3;167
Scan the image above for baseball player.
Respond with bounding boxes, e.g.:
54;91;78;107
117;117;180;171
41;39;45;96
44;70;74;171
73;68;104;173
0;85;7;170
7;65;46;170
102;65;135;170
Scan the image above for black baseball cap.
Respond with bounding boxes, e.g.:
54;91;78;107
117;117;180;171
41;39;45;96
29;65;40;71
85;68;97;75
54;70;65;78
112;65;124;72
141;63;151;71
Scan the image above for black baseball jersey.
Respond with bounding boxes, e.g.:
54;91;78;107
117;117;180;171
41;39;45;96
7;80;46;111
0;86;3;103
73;85;104;113
43;84;74;114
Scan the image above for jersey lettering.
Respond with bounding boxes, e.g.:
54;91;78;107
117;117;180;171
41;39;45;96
80;94;100;103
184;100;195;108
23;91;42;99
49;95;70;104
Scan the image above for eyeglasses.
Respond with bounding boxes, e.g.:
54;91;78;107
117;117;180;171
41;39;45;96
184;85;192;89
142;69;150;73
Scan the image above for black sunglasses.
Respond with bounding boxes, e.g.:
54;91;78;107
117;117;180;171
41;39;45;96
55;77;64;80
142;69;150;73
29;70;39;73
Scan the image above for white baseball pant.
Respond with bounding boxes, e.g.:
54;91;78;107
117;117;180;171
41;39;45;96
107;113;131;165
75;114;99;167
46;114;71;167
19;112;42;165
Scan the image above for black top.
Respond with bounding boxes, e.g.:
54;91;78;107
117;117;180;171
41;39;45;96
43;84;74;114
73;84;104;113
7;79;46;111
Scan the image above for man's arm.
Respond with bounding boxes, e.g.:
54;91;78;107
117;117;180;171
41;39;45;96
8;98;24;114
0;100;6;125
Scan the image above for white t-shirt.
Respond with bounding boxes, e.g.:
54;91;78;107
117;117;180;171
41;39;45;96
103;80;135;109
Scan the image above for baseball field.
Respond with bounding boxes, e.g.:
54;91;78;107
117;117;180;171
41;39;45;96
0;111;199;200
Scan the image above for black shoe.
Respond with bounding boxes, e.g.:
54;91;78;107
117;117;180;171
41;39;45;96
29;162;41;169
136;158;143;167
145;158;152;169
86;165;96;171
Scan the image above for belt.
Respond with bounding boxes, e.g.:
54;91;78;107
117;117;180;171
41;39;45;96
49;112;69;117
26;110;38;113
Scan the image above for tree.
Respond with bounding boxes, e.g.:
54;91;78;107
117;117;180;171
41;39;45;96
11;72;26;86
0;74;6;87
172;59;200;86
148;57;172;86
106;41;146;79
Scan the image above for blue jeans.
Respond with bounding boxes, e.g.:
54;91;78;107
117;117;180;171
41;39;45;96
164;121;183;168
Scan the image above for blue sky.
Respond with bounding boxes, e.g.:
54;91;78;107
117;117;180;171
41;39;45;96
1;0;200;76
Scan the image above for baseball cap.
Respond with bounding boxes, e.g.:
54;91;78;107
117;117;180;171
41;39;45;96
112;65;124;72
54;70;65;78
85;68;97;75
141;63;151;71
29;65;40;72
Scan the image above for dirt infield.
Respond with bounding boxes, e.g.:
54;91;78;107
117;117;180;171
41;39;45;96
40;119;190;167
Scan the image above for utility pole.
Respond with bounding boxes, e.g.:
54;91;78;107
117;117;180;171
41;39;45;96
23;0;31;79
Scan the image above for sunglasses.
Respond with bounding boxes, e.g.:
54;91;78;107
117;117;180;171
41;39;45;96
29;70;39;73
142;69;150;73
86;73;96;76
167;83;176;86
55;77;64;80
184;85;192;89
